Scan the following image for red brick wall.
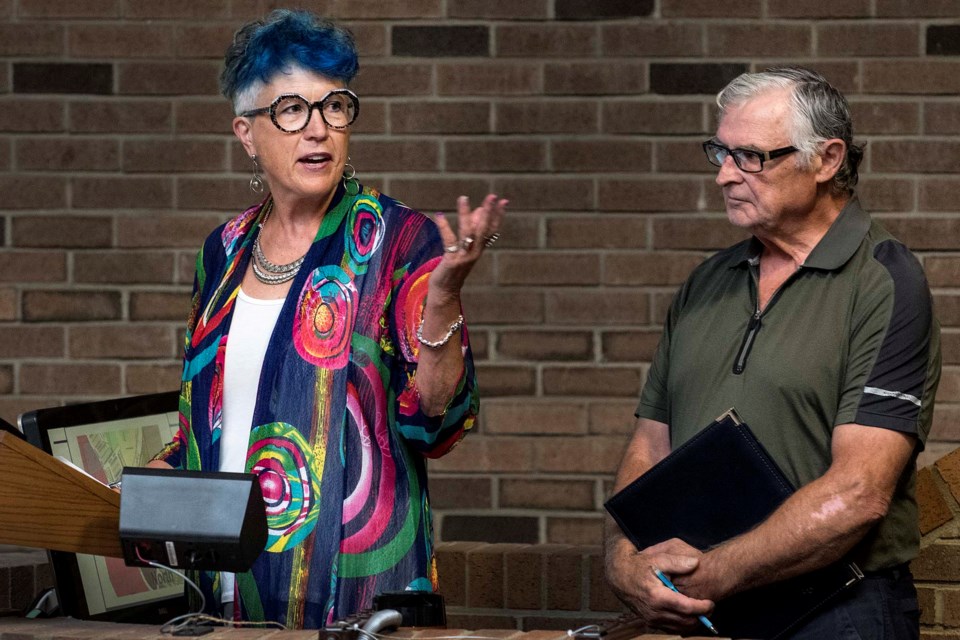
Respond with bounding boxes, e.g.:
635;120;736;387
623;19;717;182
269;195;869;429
0;2;958;548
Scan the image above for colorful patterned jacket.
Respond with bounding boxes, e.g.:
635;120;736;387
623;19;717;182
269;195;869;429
155;183;478;628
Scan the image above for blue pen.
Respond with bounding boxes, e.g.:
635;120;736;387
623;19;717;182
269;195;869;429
653;568;719;636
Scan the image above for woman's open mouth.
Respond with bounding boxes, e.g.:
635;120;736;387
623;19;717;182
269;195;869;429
299;152;332;167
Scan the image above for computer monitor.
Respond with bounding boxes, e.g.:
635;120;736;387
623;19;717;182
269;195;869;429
18;392;188;623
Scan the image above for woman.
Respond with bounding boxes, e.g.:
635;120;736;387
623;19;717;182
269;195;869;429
150;9;505;629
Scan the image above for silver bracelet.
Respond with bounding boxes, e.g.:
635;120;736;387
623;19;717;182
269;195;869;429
416;314;464;349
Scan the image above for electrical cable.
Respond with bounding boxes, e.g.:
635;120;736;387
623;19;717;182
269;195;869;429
566;624;602;638
134;547;208;634
132;547;284;634
126;556;557;640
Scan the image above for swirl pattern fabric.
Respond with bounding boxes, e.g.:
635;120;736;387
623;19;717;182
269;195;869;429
247;422;321;552
156;184;478;628
294;266;356;369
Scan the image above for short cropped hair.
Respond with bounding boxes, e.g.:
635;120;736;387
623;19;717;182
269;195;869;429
716;67;864;196
220;10;359;115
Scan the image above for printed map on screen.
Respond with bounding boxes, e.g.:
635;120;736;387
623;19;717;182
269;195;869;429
48;412;184;615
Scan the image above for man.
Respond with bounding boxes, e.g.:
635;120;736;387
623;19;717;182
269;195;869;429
604;67;941;638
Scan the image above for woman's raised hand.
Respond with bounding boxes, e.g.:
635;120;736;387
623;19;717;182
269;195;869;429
431;194;508;297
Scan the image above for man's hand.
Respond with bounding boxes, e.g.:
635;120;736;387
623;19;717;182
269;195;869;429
605;534;714;632
604;417;716;631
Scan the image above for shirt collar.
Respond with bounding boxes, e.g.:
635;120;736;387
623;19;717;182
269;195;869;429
730;197;870;271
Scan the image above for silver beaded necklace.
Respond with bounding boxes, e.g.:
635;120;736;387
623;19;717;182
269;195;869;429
252;201;307;285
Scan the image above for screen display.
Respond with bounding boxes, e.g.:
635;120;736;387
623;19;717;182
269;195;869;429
48;409;184;616
20;391;188;621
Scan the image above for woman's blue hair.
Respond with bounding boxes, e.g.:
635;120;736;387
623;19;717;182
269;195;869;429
220;10;359;112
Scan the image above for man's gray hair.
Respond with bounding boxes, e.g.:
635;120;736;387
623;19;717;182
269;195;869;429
716;67;864;196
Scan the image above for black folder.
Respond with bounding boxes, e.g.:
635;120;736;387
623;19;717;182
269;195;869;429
605;409;863;639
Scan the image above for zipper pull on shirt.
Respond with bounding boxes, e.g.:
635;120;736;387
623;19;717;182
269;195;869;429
733;309;762;375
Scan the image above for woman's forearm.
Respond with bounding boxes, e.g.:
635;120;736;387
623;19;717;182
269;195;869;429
414;292;465;416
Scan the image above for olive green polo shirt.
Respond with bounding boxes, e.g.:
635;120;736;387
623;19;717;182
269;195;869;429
637;198;941;572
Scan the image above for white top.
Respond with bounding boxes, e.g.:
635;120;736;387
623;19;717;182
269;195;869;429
219;288;284;603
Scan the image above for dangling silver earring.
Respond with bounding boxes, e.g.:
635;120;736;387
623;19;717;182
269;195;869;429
343;156;359;196
249;155;265;194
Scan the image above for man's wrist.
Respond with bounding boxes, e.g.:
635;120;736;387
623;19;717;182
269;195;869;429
604;531;640;578
696;547;740;601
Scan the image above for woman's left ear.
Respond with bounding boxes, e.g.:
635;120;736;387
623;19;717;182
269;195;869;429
233;116;256;157
816;139;846;184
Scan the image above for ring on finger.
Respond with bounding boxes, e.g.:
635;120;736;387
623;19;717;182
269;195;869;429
444;244;460;253
460;236;475;250
484;232;500;248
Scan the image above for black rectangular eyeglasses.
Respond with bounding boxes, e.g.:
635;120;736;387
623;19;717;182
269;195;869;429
702;140;799;173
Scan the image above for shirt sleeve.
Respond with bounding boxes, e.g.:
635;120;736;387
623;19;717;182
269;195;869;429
387;211;479;459
636;282;688;425
837;240;941;445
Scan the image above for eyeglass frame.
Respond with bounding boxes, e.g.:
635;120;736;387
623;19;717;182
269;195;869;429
240;89;360;133
702;140;799;173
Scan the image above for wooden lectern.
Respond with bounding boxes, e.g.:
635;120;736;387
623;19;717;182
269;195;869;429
0;431;122;558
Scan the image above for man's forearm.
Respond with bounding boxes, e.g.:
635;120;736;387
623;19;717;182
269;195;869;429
613;417;671;491
676;424;916;600
688;473;882;598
